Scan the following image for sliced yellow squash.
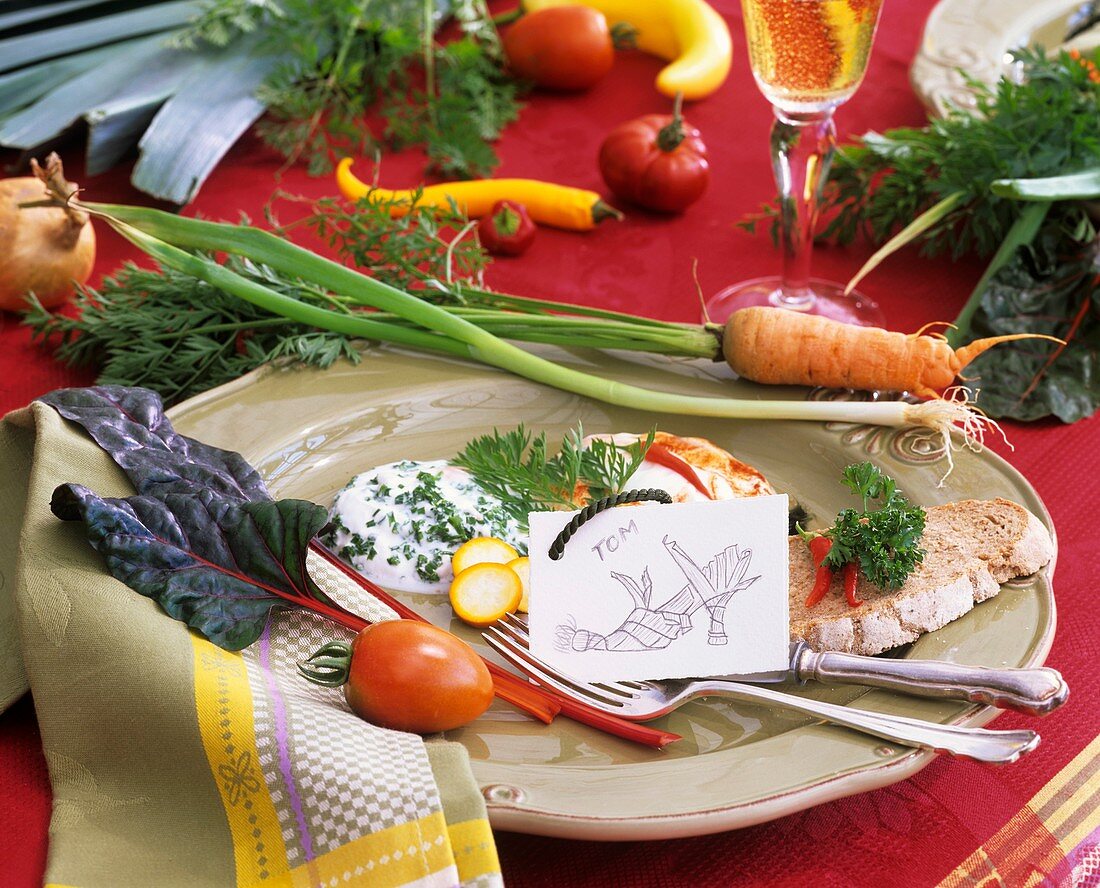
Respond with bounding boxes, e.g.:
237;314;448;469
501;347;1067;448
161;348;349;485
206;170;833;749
451;536;519;576
450;563;523;628
508;556;531;613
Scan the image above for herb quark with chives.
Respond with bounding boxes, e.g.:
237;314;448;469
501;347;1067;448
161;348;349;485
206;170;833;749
324;459;523;587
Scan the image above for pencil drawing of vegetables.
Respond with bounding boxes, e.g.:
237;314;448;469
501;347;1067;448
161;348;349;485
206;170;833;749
556;537;760;652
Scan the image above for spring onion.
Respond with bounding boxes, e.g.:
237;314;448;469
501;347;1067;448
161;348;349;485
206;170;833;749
34;160;997;467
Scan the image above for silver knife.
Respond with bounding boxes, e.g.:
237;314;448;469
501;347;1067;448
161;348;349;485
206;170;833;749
729;641;1068;716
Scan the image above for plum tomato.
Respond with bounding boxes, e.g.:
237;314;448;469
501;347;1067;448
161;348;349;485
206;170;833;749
300;621;494;733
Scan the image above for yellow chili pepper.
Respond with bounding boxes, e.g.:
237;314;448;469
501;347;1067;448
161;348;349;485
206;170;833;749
522;0;732;100
335;159;621;232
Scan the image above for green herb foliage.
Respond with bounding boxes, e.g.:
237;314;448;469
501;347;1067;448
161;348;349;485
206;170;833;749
169;0;285;48
782;48;1097;259
179;0;520;178
383;34;521;180
741;48;1100;423
822;463;926;591
272;190;490;293
453;425;656;524
23;259;363;405
963;209;1100;422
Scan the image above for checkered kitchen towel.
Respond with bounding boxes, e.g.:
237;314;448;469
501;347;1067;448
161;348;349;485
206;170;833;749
0;403;502;888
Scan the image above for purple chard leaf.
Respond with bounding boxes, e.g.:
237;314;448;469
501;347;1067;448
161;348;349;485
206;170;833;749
39;386;270;502
39;385;371;649
50;484;360;650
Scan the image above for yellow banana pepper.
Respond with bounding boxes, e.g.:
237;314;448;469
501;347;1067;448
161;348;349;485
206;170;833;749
335;159;621;232
522;0;732;100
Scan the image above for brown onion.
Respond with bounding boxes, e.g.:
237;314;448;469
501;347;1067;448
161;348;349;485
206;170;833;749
0;154;95;312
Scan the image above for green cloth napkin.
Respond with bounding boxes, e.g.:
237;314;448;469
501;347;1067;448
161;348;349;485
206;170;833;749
0;403;503;888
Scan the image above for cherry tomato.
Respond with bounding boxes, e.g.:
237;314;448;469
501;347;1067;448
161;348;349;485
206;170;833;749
301;621;494;733
503;7;614;91
598;96;710;213
478;200;537;256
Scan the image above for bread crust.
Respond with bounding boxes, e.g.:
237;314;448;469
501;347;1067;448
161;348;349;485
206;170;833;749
790;498;1053;655
575;432;774;503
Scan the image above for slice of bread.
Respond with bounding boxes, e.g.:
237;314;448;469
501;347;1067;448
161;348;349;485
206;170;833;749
790;498;1053;655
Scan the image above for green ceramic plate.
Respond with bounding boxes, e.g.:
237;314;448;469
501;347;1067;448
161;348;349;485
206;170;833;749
168;344;1057;841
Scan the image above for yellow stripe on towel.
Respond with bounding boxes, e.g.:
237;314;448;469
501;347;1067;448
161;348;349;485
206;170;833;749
288;810;459;888
448;817;502;884
192;637;291;888
940;734;1100;887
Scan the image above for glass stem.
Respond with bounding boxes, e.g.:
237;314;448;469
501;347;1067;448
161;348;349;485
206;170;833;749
769;107;837;310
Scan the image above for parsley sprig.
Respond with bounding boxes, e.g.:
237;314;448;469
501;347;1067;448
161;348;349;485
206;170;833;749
822;463;926;591
452;425;655;526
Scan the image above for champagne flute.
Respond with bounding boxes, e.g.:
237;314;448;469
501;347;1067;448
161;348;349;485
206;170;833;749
707;0;886;326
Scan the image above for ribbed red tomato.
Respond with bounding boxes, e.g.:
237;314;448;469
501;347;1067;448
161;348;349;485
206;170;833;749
598;100;710;213
502;6;614;91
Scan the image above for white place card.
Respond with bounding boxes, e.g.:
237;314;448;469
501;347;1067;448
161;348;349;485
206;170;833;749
528;496;790;682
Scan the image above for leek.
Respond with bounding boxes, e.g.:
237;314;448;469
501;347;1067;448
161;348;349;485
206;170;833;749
0;1;199;74
990;170;1100;202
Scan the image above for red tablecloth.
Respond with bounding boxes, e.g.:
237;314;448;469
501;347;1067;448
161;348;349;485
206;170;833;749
2;2;1098;885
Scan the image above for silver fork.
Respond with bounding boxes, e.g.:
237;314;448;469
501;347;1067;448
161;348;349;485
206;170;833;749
484;616;1040;764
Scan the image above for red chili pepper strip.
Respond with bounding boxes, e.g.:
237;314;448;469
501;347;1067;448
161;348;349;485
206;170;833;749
843;561;862;608
804;568;832;608
803;536;833;608
310;541;682;748
645;442;713;498
808;535;832;567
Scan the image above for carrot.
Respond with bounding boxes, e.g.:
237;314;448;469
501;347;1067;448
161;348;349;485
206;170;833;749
335;158;622;231
721;308;1063;399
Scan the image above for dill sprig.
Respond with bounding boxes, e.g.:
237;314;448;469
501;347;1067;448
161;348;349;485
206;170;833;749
741;47;1100;259
177;0;520;178
452;425;656;525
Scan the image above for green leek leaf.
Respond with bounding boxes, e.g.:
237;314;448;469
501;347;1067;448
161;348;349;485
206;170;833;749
0;40;134;117
0;1;200;74
0;0;122;33
990;169;1100;202
132;39;281;204
0;34;170;149
85;47;222;174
